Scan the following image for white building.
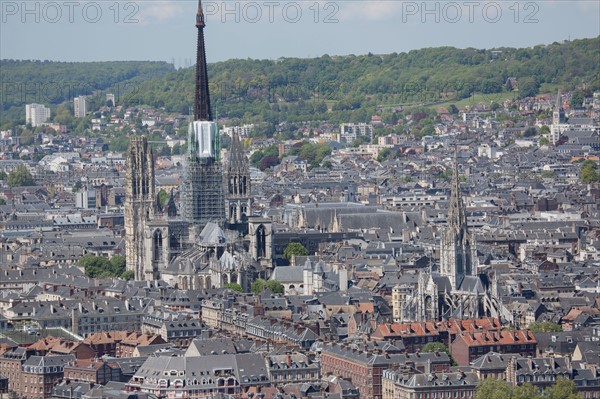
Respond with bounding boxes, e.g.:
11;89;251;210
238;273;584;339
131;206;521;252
25;103;51;127
106;93;115;107
340;123;372;143
222;124;254;137
74;96;87;118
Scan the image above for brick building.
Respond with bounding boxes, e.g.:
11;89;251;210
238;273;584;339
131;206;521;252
20;354;74;399
63;359;122;385
321;343;451;399
450;330;537;366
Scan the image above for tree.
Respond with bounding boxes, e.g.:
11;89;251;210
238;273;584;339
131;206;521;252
475;379;513;399
377;148;392;162
109;256;127;276
284;242;308;260
421;342;450;355
251;278;284;294
72;181;83;193
7;165;35;187
260;155;280;171
157;189;170;208
518;77;540;99
580;160;600;183
570;90;585;108
224;283;244;293
523;127;537;137
0;198;6;205
80;254;128;278
19;130;34;146
528;321;562;333
251;279;267;294
546;378;583;399
265;280;284;294
121;270;135;280
512;384;542;399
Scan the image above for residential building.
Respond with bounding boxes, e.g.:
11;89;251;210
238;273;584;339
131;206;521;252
25;104;51;127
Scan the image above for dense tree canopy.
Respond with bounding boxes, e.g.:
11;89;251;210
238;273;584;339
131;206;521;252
476;377;582;399
579;160;600;183
119;37;598;128
79;255;131;279
284;242;309;260
0;60;173;125
7;165;35;187
528;321;562;333
251;279;284;295
224;283;244;293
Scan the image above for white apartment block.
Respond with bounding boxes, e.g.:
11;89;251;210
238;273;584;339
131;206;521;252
74;96;87;118
222;124;254;137
25;103;51;127
340;123;372;143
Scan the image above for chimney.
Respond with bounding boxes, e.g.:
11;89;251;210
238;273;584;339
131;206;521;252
286;354;292;368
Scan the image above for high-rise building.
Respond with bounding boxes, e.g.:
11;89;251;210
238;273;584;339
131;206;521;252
25;103;51;127
183;0;225;233
74;96;87;118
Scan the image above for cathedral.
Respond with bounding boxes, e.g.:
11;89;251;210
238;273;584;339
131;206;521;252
124;0;272;290
392;151;500;322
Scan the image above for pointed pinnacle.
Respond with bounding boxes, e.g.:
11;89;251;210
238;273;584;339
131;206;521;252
196;0;205;27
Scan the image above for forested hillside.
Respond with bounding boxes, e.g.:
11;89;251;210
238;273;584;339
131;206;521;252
1;37;598;129
0;60;174;122
124;37;599;129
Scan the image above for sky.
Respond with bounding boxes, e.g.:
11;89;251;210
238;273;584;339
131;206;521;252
1;0;599;64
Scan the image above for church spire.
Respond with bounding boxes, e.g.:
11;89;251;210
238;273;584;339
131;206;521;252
194;0;212;121
448;147;467;235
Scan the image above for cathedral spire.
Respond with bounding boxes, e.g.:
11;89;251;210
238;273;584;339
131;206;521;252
194;0;212;121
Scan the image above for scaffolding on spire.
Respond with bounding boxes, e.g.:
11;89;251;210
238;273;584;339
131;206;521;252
183;0;224;232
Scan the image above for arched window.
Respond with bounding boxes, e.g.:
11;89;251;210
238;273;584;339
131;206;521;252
256;225;266;258
153;230;163;263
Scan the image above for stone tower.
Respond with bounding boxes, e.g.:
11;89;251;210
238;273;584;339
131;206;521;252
439;149;476;290
391;285;402;322
183;0;225;234
224;132;251;227
125;136;156;281
550;90;566;145
553;89;566;125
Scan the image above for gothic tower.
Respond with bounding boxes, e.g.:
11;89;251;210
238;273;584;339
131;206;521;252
439;149;476;290
183;0;225;234
224;132;251;227
125;136;156;281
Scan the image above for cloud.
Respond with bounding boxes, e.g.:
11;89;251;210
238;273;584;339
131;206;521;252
137;1;186;25
338;1;405;22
